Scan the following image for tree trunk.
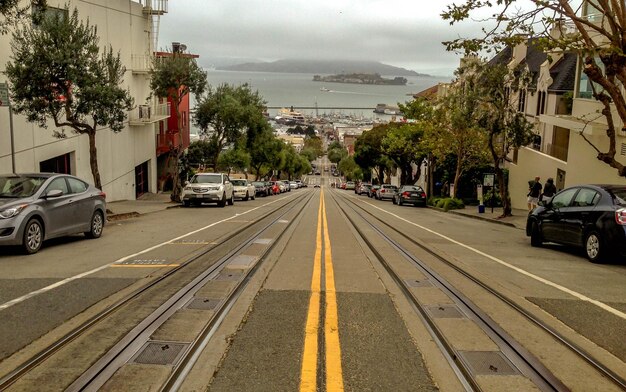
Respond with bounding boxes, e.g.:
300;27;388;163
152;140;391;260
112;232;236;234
87;131;101;190
495;163;512;217
452;159;462;199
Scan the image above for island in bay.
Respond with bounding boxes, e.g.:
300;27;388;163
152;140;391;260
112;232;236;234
313;73;408;85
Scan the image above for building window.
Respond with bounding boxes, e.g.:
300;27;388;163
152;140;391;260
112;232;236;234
518;89;527;112
32;4;68;27
40;152;72;174
536;91;546;115
577;58;605;99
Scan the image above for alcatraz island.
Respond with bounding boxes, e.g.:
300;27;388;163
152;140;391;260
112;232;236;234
313;73;408;85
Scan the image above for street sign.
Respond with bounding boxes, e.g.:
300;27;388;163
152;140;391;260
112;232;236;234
0;83;8;107
483;174;495;187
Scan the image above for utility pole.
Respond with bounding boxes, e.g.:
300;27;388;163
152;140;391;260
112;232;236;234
0;82;15;173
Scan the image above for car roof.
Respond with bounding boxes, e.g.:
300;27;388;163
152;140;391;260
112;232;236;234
1;172;58;178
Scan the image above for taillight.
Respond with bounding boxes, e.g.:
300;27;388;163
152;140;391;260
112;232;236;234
381;189;385;193
99;191;107;199
616;208;626;225
420;192;426;198
402;191;410;197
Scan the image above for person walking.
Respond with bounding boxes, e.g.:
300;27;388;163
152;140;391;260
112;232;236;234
542;178;556;200
527;176;542;212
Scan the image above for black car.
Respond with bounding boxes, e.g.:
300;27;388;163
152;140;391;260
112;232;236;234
393;185;427;206
526;184;626;263
252;181;270;197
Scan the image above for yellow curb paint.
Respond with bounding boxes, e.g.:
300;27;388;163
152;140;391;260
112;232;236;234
322;191;344;391
299;192;323;392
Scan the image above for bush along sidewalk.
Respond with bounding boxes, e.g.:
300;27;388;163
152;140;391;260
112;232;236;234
428;197;465;211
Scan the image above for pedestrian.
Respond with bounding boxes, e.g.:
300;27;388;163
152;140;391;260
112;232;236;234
527;176;542;211
542;177;556;200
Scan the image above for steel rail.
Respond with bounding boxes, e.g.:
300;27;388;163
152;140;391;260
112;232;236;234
0;191;308;392
340;192;626;391
330;191;567;392
67;190;316;391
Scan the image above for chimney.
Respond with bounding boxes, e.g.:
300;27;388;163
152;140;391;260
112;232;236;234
172;42;181;53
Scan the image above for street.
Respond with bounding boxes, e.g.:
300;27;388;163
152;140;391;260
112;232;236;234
0;176;625;391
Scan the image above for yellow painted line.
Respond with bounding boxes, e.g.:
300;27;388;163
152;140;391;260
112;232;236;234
322;190;344;391
300;192;323;392
110;264;180;268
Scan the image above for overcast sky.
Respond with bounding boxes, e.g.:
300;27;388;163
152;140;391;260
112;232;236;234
158;0;501;76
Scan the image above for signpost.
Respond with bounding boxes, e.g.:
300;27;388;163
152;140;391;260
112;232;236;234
0;82;16;173
483;174;495;213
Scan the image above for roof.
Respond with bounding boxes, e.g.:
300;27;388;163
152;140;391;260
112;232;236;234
412;85;439;99
548;53;577;92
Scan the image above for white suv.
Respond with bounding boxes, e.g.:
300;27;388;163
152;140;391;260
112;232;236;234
231;179;256;201
182;173;234;207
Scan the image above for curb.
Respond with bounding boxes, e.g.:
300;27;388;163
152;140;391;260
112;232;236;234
447;209;519;228
107;212;140;222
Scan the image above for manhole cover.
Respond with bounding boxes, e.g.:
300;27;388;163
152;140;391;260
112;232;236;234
458;351;520;376
131;341;189;365
254;238;273;244
186;298;222;310
425;304;465;318
229;254;257;267
405;279;433;287
214;271;243;281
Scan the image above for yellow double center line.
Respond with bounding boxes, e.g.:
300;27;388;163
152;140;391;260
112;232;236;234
300;189;344;392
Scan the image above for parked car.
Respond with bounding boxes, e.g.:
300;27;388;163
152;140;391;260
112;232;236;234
270;181;281;194
289;181;298;190
369;185;380;198
0;173;106;254
393;185;427;206
295;180;303;188
526;184;626;263
358;183;372;195
231;179;256;201
182;173;234;207
282;180;291;192
252;181;270;197
376;184;398;200
345;181;355;190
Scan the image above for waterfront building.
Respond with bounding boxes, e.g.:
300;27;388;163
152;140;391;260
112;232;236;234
0;0;174;201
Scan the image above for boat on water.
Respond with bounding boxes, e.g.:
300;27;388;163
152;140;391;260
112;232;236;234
320;87;331;92
275;107;306;125
374;103;402;116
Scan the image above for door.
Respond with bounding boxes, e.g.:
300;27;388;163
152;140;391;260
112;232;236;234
41;177;76;237
540;187;578;244
135;161;149;198
568;188;601;246
66;177;93;232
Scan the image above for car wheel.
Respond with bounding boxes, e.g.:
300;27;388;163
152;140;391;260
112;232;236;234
219;193;227;207
585;231;605;263
183;200;190;207
85;211;104;239
22;219;43;254
228;193;234;205
530;221;543;247
252;193;256;200
398;198;403;206
244;192;249;201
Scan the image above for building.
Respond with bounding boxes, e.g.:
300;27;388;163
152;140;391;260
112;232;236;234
0;0;171;201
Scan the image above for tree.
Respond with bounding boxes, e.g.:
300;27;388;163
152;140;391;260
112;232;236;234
442;0;626;178
0;0;46;35
185;140;216;169
303;135;324;157
5;6;133;189
327;146;347;165
353;126;394;184
381;123;427;185
150;47;207;201
248;125;284;180
338;156;363;181
194;83;266;170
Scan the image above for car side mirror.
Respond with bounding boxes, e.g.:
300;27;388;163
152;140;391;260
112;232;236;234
224;180;230;185
44;189;63;198
185;181;190;186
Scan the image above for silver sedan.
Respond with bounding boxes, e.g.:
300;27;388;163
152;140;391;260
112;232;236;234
0;173;106;254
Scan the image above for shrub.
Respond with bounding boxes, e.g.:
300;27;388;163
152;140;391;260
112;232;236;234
429;197;464;211
483;190;502;207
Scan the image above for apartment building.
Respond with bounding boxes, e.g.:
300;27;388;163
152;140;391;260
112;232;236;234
0;0;172;201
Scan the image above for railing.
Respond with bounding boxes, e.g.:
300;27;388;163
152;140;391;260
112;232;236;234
141;0;168;14
156;131;180;155
131;54;153;74
129;102;171;125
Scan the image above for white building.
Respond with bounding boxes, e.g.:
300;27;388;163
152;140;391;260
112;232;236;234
0;0;170;201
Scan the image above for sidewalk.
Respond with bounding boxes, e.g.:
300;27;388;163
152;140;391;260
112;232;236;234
447;205;529;230
106;192;180;221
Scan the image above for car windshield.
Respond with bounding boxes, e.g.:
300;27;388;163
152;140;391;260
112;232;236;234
231;180;247;186
252;182;265;186
0;175;47;198
403;186;421;192
191;174;221;184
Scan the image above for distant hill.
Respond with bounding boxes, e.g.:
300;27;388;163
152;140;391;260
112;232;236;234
217;59;429;77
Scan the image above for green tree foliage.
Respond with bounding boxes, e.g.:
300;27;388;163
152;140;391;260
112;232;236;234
194;83;266;169
217;146;251;175
442;0;626;177
381;123;427;185
327;146;347;164
303;135;324;157
287;125;316;137
338;156;363;181
299;148;317;162
150;48;207;201
248;124;284;180
185;140;216;169
0;0;46;34
353;125;394;184
280;145;312;180
5;6;133;189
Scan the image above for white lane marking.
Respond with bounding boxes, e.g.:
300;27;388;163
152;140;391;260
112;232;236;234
0;195;295;311
345;193;626;321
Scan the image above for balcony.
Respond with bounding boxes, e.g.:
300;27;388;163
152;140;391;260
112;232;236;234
129;102;171;126
141;0;168;15
156;131;181;155
131;54;153;74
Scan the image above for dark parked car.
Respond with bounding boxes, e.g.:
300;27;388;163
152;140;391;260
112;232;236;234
393;185;427;206
0;173;106;254
526;184;626;263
